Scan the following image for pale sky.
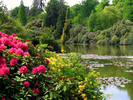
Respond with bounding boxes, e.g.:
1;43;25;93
1;0;82;10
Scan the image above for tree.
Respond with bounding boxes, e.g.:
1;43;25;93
61;7;71;44
103;6;122;25
70;4;81;19
112;0;123;5
10;7;19;18
123;0;133;22
81;0;99;18
17;0;27;26
53;0;67;39
95;0;109;11
27;0;44;20
88;10;110;31
44;0;59;27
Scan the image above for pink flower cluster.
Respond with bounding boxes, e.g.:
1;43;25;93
0;32;32;76
0;32;30;57
32;65;46;74
10;58;18;66
23;81;30;88
0;57;10;76
19;66;28;73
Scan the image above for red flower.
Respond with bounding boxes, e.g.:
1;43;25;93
0;45;6;52
19;66;28;73
47;76;51;80
34;83;40;87
46;60;49;64
2;98;6;100
32;88;40;95
26;39;30;42
32;67;38;74
23;52;30;56
35;52;41;57
1;37;9;45
48;67;50;70
16;49;24;56
37;65;46;73
10;58;18;66
23;81;30;88
9;48;17;54
22;44;29;52
0;67;10;76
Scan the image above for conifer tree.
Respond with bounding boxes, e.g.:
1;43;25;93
44;0;59;27
54;0;66;39
17;0;27;26
123;0;133;22
61;7;71;44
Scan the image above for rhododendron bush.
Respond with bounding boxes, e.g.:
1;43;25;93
0;32;59;100
0;32;104;100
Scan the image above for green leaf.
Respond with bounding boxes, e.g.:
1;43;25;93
63;85;66;92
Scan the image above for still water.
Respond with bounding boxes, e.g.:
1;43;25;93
62;45;133;100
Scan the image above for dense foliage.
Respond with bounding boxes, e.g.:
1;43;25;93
0;5;24;35
17;0;27;26
68;25;96;44
0;32;103;100
93;20;133;45
123;0;133;22
61;7;71;44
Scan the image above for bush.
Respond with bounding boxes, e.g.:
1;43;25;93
0;11;24;35
93;20;133;45
0;32;104;100
40;27;61;53
46;52;104;100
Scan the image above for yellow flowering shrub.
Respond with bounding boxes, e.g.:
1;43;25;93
45;51;104;100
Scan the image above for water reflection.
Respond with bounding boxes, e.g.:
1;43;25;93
62;44;133;100
63;44;133;56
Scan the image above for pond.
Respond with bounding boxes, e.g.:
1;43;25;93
62;44;133;100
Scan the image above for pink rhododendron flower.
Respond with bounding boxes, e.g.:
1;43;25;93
0;45;6;52
0;39;2;44
34;83;40;87
26;39;30;42
1;37;9;45
9;42;16;48
0;67;10;76
19;66;28;73
17;39;21;43
0;57;7;68
32;88;40;95
9;48;17;54
23;52;30;56
11;33;17;37
32;67;38;74
1;32;9;37
35;52;41;57
23;81;30;88
46;60;49;64
13;38;17;44
22;44;28;52
16;42;23;49
37;65;46;73
10;58;18;66
2;98;6;100
16;49;24;56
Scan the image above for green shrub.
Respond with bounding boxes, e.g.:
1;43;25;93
0;10;24;35
126;33;133;44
